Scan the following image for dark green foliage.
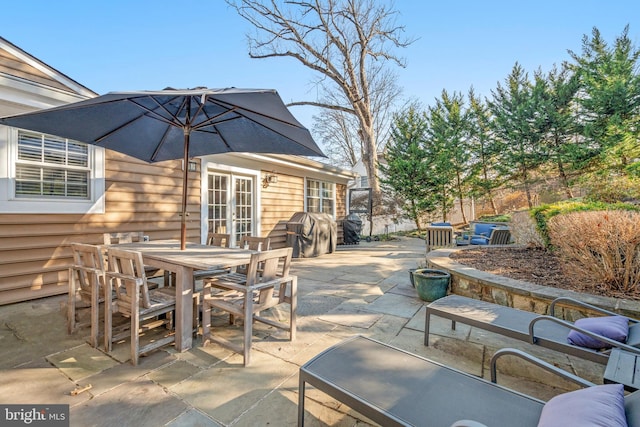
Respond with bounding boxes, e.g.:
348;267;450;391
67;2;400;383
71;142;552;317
379;107;437;230
488;63;548;208
569;25;640;176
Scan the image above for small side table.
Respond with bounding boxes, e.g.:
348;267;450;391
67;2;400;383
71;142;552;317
603;348;640;391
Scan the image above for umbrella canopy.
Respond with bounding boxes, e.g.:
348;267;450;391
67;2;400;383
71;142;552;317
0;88;325;249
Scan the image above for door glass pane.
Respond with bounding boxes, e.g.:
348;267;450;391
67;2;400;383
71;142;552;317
234;176;253;243
207;174;228;234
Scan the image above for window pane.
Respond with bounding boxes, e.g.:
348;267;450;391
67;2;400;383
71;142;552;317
16;132;90;199
308;198;320;212
17;133;42;161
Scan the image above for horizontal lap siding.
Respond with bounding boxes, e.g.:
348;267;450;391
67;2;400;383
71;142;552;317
261;174;304;248
0;49;70;92
0;152;201;305
260;175;347;248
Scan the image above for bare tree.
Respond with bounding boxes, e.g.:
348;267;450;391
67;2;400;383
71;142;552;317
313;67;402;168
226;0;412;195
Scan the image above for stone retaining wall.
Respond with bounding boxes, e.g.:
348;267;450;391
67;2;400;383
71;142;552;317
426;246;640;320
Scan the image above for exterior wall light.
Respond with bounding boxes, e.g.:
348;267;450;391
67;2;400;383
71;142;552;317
262;172;278;188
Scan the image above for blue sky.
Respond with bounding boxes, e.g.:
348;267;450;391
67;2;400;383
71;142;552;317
2;1;639;132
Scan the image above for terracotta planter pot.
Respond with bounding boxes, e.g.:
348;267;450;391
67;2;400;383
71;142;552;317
413;269;450;302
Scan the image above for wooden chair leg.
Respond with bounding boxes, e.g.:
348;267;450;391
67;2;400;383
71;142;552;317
243;291;253;366
202;300;212;345
67;267;76;335
104;279;113;352
131;290;140;366
89;280;100;348
290;277;297;341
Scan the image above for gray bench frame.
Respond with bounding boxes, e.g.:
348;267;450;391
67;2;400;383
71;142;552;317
425;295;640;364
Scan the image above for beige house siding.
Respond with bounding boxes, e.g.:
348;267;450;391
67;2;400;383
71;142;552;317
260;175;348;248
0;48;71;93
0;151;198;305
261;173;305;248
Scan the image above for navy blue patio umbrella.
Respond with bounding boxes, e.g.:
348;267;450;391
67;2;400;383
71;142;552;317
0;88;325;249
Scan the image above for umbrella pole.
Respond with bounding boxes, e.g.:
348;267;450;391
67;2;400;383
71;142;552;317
180;130;190;250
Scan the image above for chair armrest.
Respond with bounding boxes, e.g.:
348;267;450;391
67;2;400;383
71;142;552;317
550;297;638;323
528;316;640;354
490;347;596;387
248;275;296;291
105;271;144;285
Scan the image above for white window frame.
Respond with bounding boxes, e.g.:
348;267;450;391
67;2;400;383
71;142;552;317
0;126;105;214
305;178;336;217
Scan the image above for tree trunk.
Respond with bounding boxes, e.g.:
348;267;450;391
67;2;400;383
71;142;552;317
557;160;574;198
522;166;533;209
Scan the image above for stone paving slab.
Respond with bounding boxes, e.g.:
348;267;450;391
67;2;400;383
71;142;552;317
0;366;89;406
46;344;119;381
71;379;188;427
363;292;423;319
318;300;384;329
166;408;222;427
170;349;298;425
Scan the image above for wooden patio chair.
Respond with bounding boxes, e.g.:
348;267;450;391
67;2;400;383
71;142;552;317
67;243;106;347
196;232;232;279
202;247;297;366
234;235;271;276
470;227;512;245
425;225;455;252
206;232;231;248
103;231;166;284
104;247;176;365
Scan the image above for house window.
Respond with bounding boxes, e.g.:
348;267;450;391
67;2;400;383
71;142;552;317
0;127;105;214
16;131;89;198
306;179;335;216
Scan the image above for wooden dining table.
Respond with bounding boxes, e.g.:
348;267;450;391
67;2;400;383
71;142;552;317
109;239;256;351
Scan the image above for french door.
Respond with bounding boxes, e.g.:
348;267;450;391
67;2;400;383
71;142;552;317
207;172;255;247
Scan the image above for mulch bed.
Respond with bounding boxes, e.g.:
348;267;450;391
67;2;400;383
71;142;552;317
448;246;626;298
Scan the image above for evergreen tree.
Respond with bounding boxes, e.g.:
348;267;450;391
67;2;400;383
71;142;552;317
427;90;471;222
379;107;436;230
488;63;547;208
467;88;501;214
569;25;640;175
533;65;583;198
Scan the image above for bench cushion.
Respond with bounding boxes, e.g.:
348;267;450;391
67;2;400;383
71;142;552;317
567;316;629;349
537;384;626;427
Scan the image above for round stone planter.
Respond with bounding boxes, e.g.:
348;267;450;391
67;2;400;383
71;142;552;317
413;269;451;302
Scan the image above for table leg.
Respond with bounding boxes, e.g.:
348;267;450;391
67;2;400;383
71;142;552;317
174;266;194;352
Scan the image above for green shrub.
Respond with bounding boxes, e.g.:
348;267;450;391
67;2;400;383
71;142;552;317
583;175;640;204
478;214;511;223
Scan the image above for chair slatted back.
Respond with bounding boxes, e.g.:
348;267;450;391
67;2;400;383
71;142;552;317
489;228;511;245
425;226;455;251
239;236;271;251
243;248;292;305
206;232;231;248
104;232;145;245
71;243;105;297
106;248;151;313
